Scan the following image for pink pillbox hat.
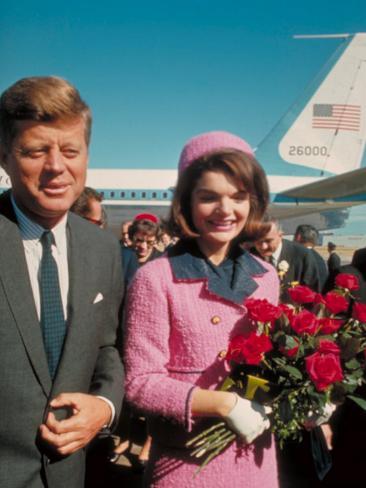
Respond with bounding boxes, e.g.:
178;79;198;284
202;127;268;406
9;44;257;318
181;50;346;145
178;130;254;173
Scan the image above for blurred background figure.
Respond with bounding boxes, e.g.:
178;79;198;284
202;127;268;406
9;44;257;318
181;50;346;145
294;224;328;291
327;241;341;278
158;219;176;251
129;214;162;265
120;220;132;247
253;217;320;300
71;186;106;228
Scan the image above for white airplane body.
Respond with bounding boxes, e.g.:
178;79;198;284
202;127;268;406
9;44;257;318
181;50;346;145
1;33;366;233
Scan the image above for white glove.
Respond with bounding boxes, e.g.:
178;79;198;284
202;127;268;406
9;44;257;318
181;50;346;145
224;394;272;444
304;402;336;430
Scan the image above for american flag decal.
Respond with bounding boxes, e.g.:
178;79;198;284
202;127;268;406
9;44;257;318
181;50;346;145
312;103;361;131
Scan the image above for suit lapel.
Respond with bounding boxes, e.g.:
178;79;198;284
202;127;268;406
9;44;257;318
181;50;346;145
0;216;52;396
279;239;290;263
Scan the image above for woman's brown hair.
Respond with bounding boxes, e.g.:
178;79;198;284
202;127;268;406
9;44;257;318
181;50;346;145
168;149;270;243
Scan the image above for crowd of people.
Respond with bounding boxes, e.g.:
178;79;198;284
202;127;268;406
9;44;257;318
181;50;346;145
0;75;365;488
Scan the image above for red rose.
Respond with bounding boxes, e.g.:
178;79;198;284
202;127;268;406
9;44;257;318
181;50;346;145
290;309;319;335
314;293;325;305
245;298;282;324
318;317;343;334
288;285;316;304
352;302;366;323
227;332;272;365
317;339;341;355
279;303;295;322
226;336;247;362
305;342;343;391
335;273;359;291
324;292;349;315
280;337;300;358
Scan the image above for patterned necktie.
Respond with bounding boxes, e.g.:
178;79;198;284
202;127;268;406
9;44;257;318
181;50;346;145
40;231;66;379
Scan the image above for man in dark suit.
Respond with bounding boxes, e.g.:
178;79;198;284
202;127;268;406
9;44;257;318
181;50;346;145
253;219;321;300
327;241;341;277
294;224;328;291
0;77;124;488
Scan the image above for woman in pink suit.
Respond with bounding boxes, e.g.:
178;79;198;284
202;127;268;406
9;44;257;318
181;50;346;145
124;131;280;487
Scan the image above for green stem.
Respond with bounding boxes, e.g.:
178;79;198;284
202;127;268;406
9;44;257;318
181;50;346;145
186;422;225;447
194;434;236;475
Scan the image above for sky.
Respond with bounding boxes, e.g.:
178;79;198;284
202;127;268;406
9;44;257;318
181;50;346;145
1;0;366;235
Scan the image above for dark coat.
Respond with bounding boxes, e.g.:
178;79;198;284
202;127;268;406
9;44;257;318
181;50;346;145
268;239;321;301
327;251;341;275
310;248;328;291
0;192;124;488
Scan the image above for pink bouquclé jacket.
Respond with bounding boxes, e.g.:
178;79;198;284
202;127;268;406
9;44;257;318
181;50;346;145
124;248;280;488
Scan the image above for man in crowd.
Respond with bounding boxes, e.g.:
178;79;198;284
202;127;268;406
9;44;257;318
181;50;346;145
120;219;132;247
253;218;320;300
0;76;124;488
70;186;106;228
327;241;341;278
294;224;328;290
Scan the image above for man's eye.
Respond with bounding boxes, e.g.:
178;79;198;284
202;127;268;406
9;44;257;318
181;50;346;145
62;148;79;158
21;148;44;158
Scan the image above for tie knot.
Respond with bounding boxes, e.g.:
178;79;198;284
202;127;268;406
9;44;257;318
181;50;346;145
41;231;55;249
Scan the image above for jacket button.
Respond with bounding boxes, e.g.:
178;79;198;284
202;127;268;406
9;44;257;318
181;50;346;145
211;315;221;325
218;350;227;359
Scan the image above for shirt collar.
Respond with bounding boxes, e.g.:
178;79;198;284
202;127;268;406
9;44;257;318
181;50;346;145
11;193;68;249
168;239;268;305
272;240;282;265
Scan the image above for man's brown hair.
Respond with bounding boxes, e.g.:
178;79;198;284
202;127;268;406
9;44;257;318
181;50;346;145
0;76;92;151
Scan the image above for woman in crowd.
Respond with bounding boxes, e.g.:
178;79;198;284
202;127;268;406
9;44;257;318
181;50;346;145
124;131;280;487
129;215;163;264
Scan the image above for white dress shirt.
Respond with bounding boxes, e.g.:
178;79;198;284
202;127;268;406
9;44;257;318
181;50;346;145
12;195;69;320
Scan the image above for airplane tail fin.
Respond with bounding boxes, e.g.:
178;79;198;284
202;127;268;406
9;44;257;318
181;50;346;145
256;33;366;177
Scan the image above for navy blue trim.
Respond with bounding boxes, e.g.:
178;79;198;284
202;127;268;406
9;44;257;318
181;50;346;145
167;240;267;305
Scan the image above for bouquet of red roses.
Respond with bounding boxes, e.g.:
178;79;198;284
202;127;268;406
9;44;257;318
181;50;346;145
187;273;366;470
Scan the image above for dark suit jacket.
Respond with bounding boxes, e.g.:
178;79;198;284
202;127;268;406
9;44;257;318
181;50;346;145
327;251;341;275
120;246;139;287
276;239;321;300
0;192;124;488
310;248;328;291
352;247;366;276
